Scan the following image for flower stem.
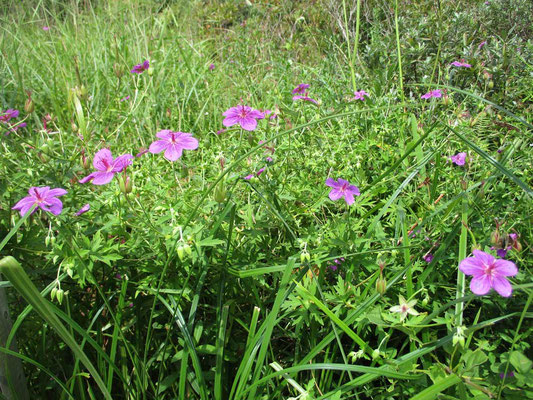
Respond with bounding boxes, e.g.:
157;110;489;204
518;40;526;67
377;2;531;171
455;192;468;326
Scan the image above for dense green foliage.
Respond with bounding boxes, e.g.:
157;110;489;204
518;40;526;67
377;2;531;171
0;0;531;398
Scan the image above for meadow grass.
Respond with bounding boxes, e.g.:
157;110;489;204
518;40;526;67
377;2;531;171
0;0;532;398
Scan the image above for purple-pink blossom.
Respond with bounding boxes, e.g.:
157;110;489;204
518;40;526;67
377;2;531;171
459;250;518;297
478;41;487;50
424;254;434;263
353;90;369;101
293;95;318;105
131;60;149;74
222;105;265;131
79;149;133;185
75;204;90;216
451;60;472;68
120;95;130;102
149;130;199;161
450;152;467;166
421;90;442;99
12;187;67;216
0;109;19;122
325;178;360;205
292;84;310;94
216;128;227;135
209;63;215;71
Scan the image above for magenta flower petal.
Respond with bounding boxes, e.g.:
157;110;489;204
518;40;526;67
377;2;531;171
79;172;97;184
75;204;90;216
112;154;133;172
492;276;513;297
459;258;486;276
328;189;343;201
240;118;258;131
470;274;492;295
93;149;114;171
149;140;168;154
41;197;64;215
493;259;518;276
47;188;67;197
292;84;310;94
164;145;183;161
325;178;338;188
91;172;115;185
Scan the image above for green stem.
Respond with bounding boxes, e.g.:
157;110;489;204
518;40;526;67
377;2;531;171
394;0;405;102
455;192;468;326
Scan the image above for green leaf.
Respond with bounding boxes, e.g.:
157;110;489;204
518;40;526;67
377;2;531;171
409;374;462;400
510;351;532;374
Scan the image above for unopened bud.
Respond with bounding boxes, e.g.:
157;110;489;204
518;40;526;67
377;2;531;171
56;289;64;304
214;181;226;203
512;240;522;252
488;81;494;89
491;230;500;245
119;176;133;194
113;63;124;78
375;277;387;295
25;97;35;113
72;122;78;132
184;244;192;256
461;179;468;191
300;251;310;264
51;287;58;301
177;245;185;261
371;349;381;359
81;154;89;169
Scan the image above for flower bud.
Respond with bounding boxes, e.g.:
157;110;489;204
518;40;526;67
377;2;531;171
177;245;185;261
512;240;522;252
45;235;51;247
300;251;310;264
113;63;124;78
375;277;387;295
371;349;381;359
488;81;494;89
214;181;226;203
56;289;64;304
25;97;35;113
461;179;468;191
491;230;500;245
72;122;78;132
81;153;89;169
184;244;192;256
119;176;133;194
51;287;58;301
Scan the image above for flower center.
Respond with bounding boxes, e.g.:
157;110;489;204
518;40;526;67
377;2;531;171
239;106;248;118
169;133;177;144
401;305;408;313
340;182;349;192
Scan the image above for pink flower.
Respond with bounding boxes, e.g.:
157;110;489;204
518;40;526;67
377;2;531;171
149;130;199;161
222;105;265;131
42;26;50;31
120;95;130;102
353;90;369;101
451;60;472;68
424;254;434;263
216;128;227;135
12;187;67;216
136;147;149;158
478;41;487;50
131;60;149;74
0;109;19;122
292;84;310;94
293;95;318;105
75;203;90;216
459;250;518;297
209;64;215;70
325;178;360;205
450;152;467;166
421;90;442;99
79;149;133;185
